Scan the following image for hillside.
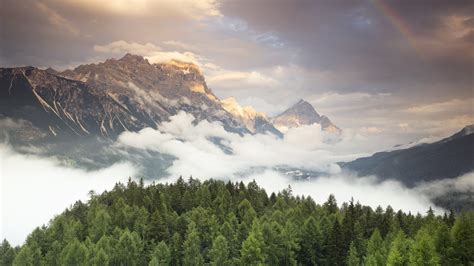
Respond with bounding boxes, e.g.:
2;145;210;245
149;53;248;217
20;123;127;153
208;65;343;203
342;125;474;187
2;178;473;265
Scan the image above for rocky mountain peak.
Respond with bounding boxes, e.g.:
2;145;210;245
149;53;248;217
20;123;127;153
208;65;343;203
290;99;322;119
272;99;340;133
119;53;147;63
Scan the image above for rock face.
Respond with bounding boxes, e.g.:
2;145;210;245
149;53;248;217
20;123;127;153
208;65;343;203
272;99;341;133
0;54;252;141
220;97;283;137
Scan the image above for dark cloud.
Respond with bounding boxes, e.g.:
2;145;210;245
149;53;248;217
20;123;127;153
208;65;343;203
220;0;474;99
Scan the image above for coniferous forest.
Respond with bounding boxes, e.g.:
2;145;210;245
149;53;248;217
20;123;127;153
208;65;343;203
1;178;473;266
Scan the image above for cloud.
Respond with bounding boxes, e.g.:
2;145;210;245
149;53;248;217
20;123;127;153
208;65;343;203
0;144;136;246
405;98;474;116
207;70;278;87
59;0;222;19
2;111;468;245
118;112;363;177
93;40;202;65
240;170;441;215
162;40;199;51
116;111;457;215
415;171;474;198
94;41;162;55
93;40;281;93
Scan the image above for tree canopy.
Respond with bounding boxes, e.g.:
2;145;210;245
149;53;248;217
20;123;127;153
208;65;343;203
2;177;473;265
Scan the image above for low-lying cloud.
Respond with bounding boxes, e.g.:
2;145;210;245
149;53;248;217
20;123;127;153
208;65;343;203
117;112;457;214
1;112;469;246
0;144;136;246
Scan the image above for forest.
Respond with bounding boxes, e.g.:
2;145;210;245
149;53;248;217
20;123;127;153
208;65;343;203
1;177;473;266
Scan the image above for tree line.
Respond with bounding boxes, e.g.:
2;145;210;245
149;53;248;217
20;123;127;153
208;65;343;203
1;177;473;265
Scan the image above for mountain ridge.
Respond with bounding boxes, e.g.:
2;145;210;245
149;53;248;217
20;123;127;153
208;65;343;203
1;54;340;142
342;124;474;187
0;54;252;141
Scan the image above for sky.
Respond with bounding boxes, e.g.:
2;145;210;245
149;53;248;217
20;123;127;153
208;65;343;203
0;0;473;144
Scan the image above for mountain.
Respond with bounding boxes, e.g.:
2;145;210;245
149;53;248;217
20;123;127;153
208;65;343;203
272;99;341;133
220;97;283;137
0;54;258;143
342;125;474;187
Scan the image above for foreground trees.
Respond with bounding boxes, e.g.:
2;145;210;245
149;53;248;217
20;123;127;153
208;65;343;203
2;178;473;265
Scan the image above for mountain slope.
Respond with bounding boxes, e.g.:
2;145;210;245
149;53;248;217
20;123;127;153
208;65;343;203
272;99;341;133
342;125;474;187
220;97;283;137
0;54;252;141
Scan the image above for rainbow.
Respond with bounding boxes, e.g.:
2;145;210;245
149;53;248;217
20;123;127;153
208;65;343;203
372;0;423;57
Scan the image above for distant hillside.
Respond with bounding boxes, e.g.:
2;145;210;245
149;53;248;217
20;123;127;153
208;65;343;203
342;125;474;187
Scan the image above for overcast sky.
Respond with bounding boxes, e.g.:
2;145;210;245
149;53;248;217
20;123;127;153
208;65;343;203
1;0;473;145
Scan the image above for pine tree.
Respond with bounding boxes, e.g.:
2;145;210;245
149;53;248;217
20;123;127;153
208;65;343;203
43;240;62;266
0;239;16;266
324;194;338;214
115;229;143;265
281;221;299;265
209;235;230;266
327;219;344;265
299;216;323;265
149;241;171;266
90;248;109;266
13;245;35;266
220;219;239;258
347;242;360;266
386;231;410;266
450;212;474;264
183;223;204;266
59;239;88;266
88;207;111;242
364;229;387;266
149;210;170;241
409;229;440;265
434;223;452;265
240;221;266;265
169;232;182;266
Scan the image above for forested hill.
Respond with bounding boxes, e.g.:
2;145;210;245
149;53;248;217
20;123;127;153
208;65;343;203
1;178;473;265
